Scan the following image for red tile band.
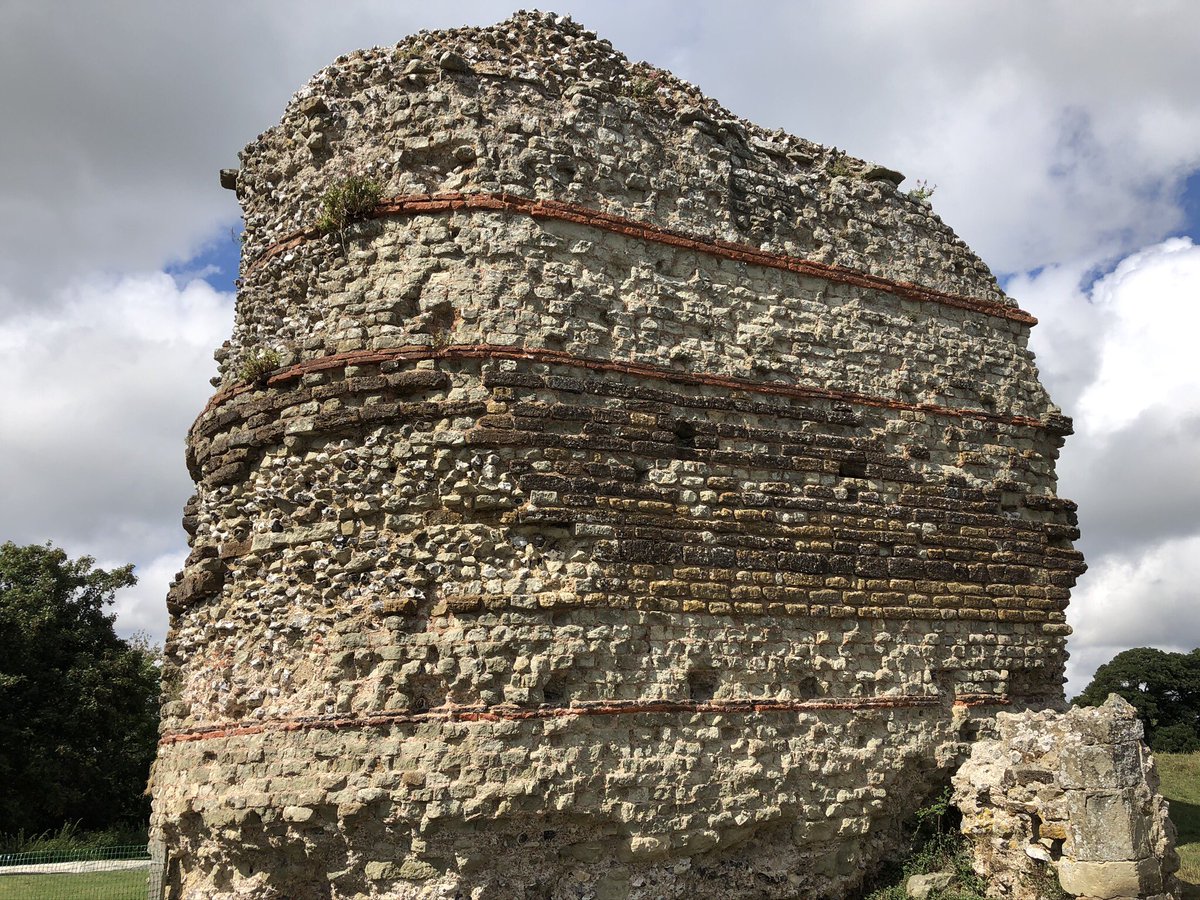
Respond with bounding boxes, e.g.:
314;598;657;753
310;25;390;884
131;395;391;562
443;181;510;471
159;693;1008;747
243;191;1037;326
197;343;1050;432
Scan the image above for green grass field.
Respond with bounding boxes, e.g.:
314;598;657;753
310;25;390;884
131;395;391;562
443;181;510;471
0;868;147;900
1159;752;1200;898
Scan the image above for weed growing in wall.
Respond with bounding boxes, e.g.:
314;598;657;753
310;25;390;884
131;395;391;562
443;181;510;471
237;347;280;383
862;788;989;900
316;176;383;235
908;179;937;202
827;150;855;178
630;76;656;99
625;66;668;104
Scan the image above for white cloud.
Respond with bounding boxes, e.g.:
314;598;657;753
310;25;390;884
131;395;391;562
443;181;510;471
1065;534;1200;694
1012;262;1105;415
1017;239;1200;693
108;548;187;644
1075;239;1200;434
0;273;233;645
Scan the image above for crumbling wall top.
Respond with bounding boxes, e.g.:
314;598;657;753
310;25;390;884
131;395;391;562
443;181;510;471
232;10;1011;307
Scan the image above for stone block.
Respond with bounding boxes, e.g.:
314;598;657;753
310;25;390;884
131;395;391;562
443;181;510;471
1056;856;1162;899
1060;740;1145;791
906;871;953;899
364;861;400;881
1065;788;1150;860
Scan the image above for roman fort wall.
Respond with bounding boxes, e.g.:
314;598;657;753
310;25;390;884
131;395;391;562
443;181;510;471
150;12;1085;899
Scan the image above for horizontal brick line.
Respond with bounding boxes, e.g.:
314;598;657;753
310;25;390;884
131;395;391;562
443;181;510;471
159;694;1009;747
198;343;1048;431
418;596;1063;625
244;191;1036;326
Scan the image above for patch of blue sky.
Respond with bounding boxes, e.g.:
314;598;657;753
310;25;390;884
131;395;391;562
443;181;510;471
1174;168;1200;244
1000;165;1200;298
165;225;242;294
1072;168;1200;294
997;266;1045;294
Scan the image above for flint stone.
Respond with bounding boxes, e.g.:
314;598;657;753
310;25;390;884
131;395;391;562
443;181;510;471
439;51;472;73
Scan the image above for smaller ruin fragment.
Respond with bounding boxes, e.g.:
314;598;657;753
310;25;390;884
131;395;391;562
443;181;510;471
953;695;1181;900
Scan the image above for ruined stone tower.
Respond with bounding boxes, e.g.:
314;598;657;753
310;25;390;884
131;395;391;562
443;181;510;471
151;12;1085;899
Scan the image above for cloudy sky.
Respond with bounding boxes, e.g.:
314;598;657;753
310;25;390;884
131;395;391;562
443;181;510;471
2;1;1198;694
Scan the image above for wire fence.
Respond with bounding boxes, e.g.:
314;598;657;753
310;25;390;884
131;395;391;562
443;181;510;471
0;843;162;900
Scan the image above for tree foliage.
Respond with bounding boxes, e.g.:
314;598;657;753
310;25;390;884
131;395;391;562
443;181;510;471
0;542;160;834
1074;646;1200;753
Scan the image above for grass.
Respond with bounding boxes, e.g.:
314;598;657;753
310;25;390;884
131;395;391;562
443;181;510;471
316;175;383;235
0;823;151;900
0;868;147;899
1159;752;1200;898
0;823;147;856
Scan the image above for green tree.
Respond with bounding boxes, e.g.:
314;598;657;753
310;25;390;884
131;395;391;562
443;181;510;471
1074;647;1200;752
0;542;160;835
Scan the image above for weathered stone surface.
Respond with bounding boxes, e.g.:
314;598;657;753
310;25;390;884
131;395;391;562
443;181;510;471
1056;857;1161;899
906;870;954;898
953;695;1180;899
150;10;1085;900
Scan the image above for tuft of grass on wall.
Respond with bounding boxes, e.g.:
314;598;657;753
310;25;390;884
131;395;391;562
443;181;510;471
237;347;280;383
316;176;383;235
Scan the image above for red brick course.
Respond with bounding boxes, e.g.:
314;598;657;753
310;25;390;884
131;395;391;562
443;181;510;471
244;191;1037;326
160;693;1009;747
200;343;1052;434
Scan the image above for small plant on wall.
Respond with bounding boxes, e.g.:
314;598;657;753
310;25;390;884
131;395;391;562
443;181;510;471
908;179;937;202
316;175;383;237
237;346;280;383
827;151;854;178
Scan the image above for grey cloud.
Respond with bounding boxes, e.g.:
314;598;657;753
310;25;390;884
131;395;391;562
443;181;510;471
0;275;232;610
1061;410;1200;559
1067;534;1200;662
668;2;1200;272
3;0;1200;312
0;1;512;309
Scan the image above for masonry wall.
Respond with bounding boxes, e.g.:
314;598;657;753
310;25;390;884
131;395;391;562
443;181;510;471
954;697;1180;900
150;12;1084;899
